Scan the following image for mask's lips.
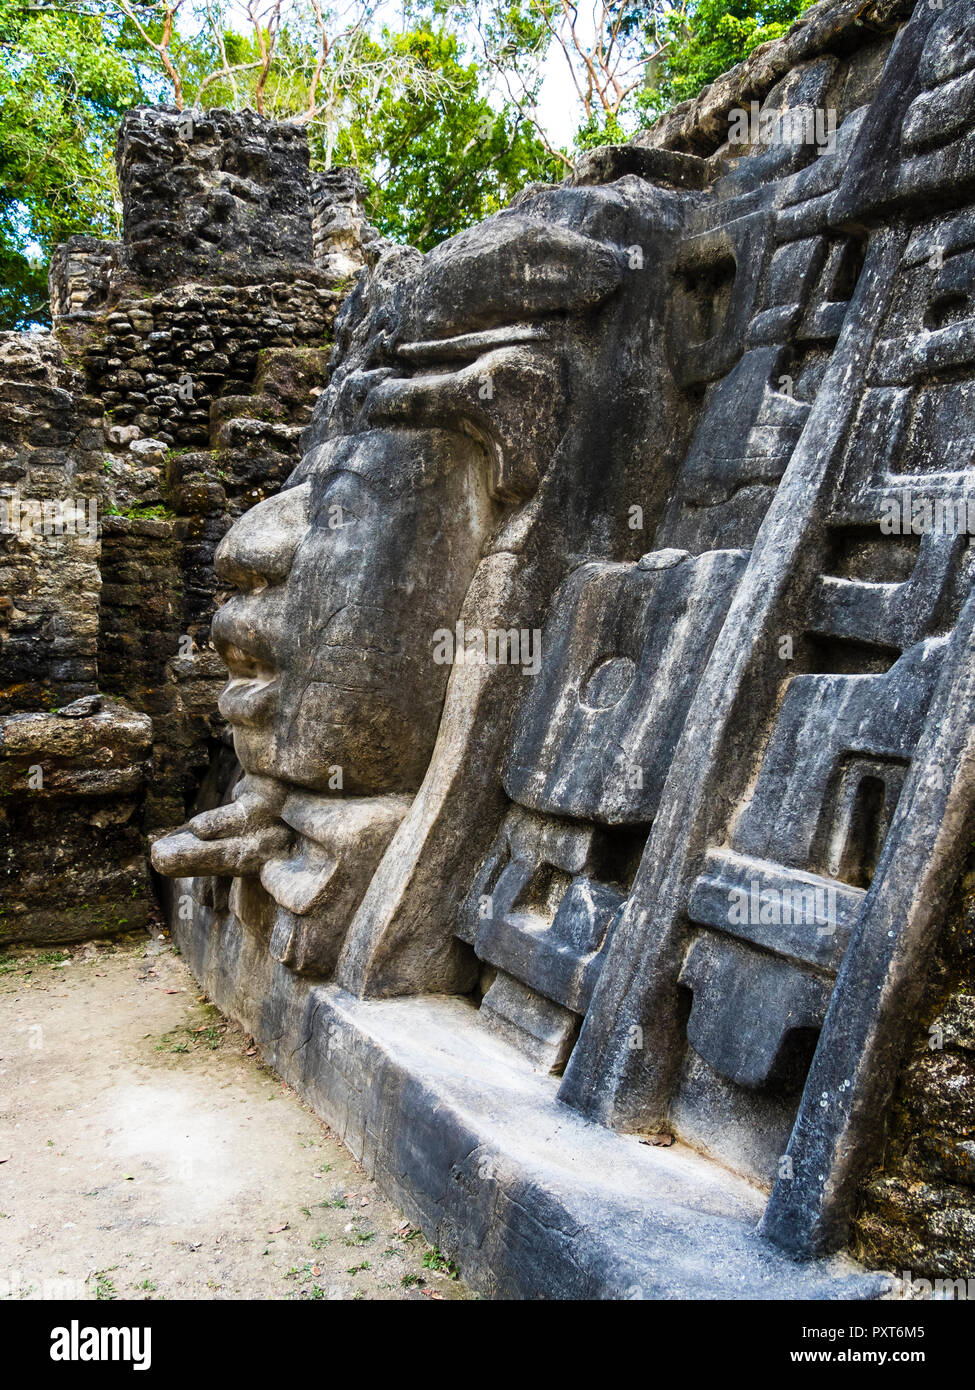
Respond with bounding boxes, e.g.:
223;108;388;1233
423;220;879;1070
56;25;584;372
215;639;280;726
219;675;281;726
395;323;550;366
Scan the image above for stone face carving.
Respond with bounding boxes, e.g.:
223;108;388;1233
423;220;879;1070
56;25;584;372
153;0;975;1298
155;176;694;987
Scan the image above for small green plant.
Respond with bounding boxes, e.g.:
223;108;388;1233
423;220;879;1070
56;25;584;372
422;1247;459;1279
344;1228;374;1248
105;503;176;521
400;1272;423;1288
90;1269;118;1301
346;1261;370;1276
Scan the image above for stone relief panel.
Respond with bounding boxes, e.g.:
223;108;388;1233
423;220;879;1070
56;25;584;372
451;76;873;1082
154;178;696;992
150;0;975;1282
558;0;975;1259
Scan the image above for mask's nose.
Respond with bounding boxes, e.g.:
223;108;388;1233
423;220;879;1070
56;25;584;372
215;481;312;591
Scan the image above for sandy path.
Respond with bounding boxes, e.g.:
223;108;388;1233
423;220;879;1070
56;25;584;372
0;932;468;1301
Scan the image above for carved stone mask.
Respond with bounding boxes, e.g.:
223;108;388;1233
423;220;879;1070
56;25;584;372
206;181;680;798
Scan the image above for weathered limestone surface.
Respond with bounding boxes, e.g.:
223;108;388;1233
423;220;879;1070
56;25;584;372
0;696;153;942
0;333;103;712
637;0;916;156
312;168;388;282
117;107;317;285
2;0;973;1299
145;0;975;1298
0;109;377;945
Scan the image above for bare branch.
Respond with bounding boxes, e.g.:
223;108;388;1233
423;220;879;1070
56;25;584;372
109;0;187;108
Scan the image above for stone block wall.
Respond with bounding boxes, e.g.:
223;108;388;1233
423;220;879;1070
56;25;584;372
0;105;377;948
84;279;338;450
312;168;387;281
48;236;121;321
0;697;153;944
117;107;315;284
0;333;103;714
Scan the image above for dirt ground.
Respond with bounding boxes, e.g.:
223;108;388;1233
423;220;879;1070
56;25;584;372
0;931;470;1302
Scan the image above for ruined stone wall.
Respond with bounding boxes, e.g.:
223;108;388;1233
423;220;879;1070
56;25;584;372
84;280;336;450
0;106;379;947
0;335;150;945
48;237;121;322
0;334;103;713
117;107;315;285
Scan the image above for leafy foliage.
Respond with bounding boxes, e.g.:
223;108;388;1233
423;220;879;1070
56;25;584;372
0;1;822;329
0;0;155;326
329;28;556;250
643;0;817;114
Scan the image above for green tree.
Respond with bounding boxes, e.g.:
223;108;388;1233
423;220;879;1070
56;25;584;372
329;27;555;250
0;0;824;331
0;0;553;323
470;3;817;145
643;0;817;114
0;0;162;326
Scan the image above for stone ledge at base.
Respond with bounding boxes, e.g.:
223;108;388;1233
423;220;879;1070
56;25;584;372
170;879;891;1301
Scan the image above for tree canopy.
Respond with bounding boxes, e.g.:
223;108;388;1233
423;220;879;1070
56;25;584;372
643;1;817;114
0;0;818;329
0;0;153;326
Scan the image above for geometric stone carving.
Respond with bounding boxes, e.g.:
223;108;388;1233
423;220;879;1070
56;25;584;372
504;548;748;823
150;0;975;1297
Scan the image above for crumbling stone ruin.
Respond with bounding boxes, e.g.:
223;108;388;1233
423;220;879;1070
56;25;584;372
1;106;382;944
4;0;975;1299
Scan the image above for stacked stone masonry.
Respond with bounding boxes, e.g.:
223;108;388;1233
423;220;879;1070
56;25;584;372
1;106;381;943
